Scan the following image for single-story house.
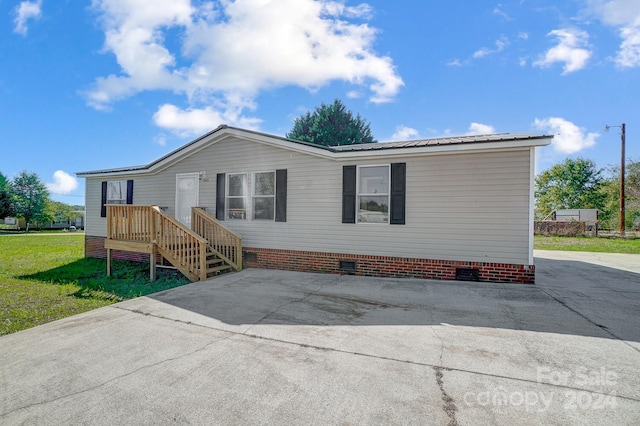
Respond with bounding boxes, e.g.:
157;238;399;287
77;125;552;284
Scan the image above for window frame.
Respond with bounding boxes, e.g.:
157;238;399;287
356;164;391;224
252;171;276;221
106;180;127;205
225;172;248;220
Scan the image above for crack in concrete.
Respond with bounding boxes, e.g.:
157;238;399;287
9;296;637;420
434;367;458;426
109;305;640;403
539;288;640;355
431;326;446;367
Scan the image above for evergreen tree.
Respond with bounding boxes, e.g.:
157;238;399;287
286;99;376;146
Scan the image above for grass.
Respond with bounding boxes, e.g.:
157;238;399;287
0;234;190;335
2;233;636;335
534;235;640;254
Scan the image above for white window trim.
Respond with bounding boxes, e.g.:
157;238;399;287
252;171;276;221
356;164;391;224
106;180;127;205
226;172;248;220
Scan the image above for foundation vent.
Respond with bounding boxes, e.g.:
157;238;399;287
455;267;479;281
338;260;357;273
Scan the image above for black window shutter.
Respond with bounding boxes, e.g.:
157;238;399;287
390;163;406;225
275;169;287;222
126;180;134;204
100;181;107;218
216;173;226;220
342;165;357;224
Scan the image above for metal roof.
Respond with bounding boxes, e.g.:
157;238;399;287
328;133;551;152
77;125;552;176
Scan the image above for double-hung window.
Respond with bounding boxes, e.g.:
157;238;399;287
217;170;286;222
252;171;275;220
226;173;247;220
106;180;127;205
100;179;133;217
358;165;390;223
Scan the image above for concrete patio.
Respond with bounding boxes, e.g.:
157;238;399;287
1;250;639;425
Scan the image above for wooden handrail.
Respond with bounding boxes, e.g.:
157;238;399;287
191;207;243;271
106;205;208;281
106;205;155;242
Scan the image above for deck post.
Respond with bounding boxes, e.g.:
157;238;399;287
199;241;207;281
106;248;112;277
150;245;157;281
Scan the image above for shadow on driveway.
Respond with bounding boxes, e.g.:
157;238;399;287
142;253;639;343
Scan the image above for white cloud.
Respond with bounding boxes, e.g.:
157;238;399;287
13;0;43;35
153;103;262;137
46;170;78;195
154;134;167;147
493;6;511;21
87;0;403;135
533;117;599;154
391;125;420;140
473;37;508;59
346;90;362;99
584;0;640;67
533;28;592;74
466;123;496;135
616;23;640;67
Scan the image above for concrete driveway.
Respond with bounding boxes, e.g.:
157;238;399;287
1;250;639;425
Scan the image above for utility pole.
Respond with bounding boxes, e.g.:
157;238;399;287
620;123;626;235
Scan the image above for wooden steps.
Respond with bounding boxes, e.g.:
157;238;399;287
164;246;234;279
105;205;242;283
205;251;233;277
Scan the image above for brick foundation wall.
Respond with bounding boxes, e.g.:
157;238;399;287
243;247;535;284
84;236;535;284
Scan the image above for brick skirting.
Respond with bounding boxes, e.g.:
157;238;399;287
243;247;535;284
85;236;534;284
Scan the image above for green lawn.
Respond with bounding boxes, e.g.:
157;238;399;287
534;235;640;254
0;234;190;335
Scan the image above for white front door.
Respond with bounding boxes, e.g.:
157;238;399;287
175;173;200;227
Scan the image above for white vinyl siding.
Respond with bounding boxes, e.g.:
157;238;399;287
84;137;533;265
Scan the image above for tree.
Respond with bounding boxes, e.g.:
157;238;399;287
602;159;640;229
286;99;376;147
535;158;606;219
11;171;49;232
44;200;83;226
0;171;13;219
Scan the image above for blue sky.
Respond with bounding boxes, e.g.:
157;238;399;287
1;0;638;205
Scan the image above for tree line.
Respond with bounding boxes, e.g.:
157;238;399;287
0;171;83;232
535;157;640;230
